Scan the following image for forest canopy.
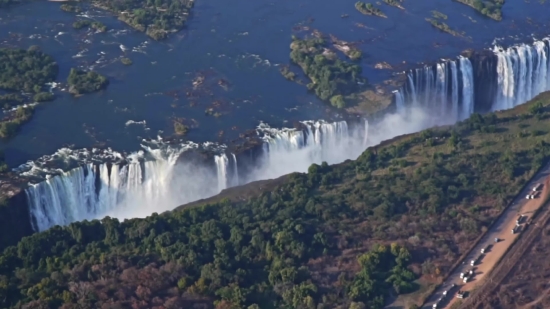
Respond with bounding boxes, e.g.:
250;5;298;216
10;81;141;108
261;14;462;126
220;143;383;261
93;0;195;40
67;68;109;95
289;37;366;108
0;47;58;93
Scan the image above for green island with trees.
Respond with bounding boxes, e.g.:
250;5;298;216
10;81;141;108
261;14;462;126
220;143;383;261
2;0;195;40
456;0;504;21
72;19;108;33
0;47;58;137
60;4;82;13
0;47;58;94
91;0;195;40
67;68;109;95
1;91;550;308
284;36;366;109
0;106;34;139
355;2;387;18
383;0;404;9
425;18;464;37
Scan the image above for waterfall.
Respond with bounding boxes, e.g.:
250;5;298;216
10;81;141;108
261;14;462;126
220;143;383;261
450;61;459;120
214;154;229;192
22;120;368;232
231;153;239;187
493;39;550;110
393;90;405;113
400;56;476;123
397;38;550;118
458;56;474;120
402;60;456;122
363;119;369;147
22;38;550;233
22;142;227;231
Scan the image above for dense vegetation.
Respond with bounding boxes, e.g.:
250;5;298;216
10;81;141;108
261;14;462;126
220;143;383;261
383;0;403;9
355;2;386;18
60;4;82;13
288;37;365;108
0;106;34;139
121;57;133;65
0;47;58;138
92;0;195;40
72;19;107;33
456;0;504;21
425;18;463;37
67;68;109;95
0;47;58;94
1;92;550;308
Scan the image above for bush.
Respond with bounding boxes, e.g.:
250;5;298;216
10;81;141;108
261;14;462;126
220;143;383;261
330;95;346;108
33;92;54;102
67;68;109;95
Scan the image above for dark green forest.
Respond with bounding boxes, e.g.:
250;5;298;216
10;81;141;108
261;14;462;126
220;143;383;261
95;0;195;40
288;37;365;108
1;93;550;308
0;47;58;94
67;69;109;95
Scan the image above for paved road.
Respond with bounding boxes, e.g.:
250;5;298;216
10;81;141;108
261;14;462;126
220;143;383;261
422;162;550;309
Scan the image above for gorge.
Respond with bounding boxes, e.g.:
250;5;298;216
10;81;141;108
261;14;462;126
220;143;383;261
4;36;550;246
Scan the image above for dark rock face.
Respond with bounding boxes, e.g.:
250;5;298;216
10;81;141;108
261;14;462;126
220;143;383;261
0;190;33;251
470;51;498;113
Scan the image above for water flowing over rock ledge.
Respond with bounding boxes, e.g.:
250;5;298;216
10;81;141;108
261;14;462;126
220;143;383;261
0;120;367;245
392;37;550;120
2;37;550;250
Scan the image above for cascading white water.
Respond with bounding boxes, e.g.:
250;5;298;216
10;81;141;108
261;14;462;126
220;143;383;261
450;61;459;119
393;90;405;113
23;38;550;233
493;38;550;110
23;121;367;232
23;141;228;231
397;38;550;119
253;121;361;180
231;153;239;187
400;56;474;124
458;56;474;120
214;154;229;192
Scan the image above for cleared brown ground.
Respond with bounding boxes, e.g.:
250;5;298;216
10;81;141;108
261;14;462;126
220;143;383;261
421;165;550;309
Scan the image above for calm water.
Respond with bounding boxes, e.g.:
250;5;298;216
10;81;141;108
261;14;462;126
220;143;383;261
0;0;549;166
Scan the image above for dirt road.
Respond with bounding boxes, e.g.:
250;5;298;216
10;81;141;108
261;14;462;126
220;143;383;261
422;163;550;309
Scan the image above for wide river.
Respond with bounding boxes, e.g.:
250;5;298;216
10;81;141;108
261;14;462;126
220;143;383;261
0;0;549;166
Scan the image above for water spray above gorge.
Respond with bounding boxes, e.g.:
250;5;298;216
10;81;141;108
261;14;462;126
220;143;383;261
17;37;550;233
21;120;367;231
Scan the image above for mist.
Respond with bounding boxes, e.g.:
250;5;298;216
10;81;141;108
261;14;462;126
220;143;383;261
25;104;460;231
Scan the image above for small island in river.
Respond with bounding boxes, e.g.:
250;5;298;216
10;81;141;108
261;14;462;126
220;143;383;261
72;19;108;33
67;69;109;95
355;2;387;18
456;0;504;21
0;47;58;138
286;36;366;109
383;0;404;9
92;0;195;40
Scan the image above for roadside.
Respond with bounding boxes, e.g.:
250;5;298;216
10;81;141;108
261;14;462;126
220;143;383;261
421;162;550;309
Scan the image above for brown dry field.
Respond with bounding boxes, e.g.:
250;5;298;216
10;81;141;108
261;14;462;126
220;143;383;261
421;169;550;309
470;205;550;309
